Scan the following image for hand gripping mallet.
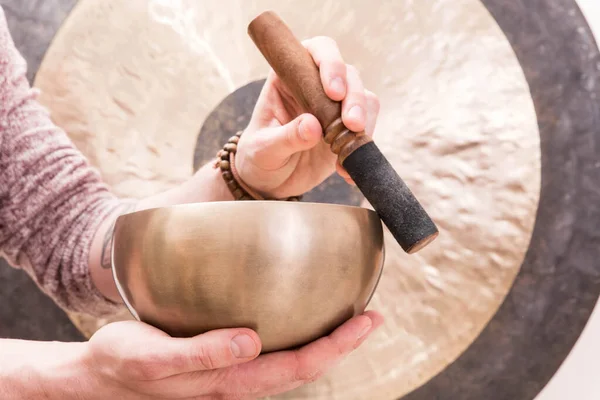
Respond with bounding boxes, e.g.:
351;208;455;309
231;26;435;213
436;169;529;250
248;11;439;253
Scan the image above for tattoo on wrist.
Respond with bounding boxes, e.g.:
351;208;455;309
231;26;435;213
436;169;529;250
100;201;138;269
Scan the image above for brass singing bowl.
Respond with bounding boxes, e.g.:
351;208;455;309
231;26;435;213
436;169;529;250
111;201;385;353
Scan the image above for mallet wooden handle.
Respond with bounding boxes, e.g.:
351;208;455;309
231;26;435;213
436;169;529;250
248;11;439;254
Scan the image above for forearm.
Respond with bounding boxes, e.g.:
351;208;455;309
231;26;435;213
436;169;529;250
0;7;234;313
0;339;89;400
0;8;126;317
89;162;234;302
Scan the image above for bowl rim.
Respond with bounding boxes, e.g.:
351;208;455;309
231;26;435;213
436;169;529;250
117;200;380;219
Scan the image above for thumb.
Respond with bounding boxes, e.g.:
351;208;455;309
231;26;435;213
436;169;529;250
254;113;323;164
91;321;262;380
163;327;262;373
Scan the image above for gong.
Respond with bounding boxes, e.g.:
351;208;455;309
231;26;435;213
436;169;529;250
3;0;600;399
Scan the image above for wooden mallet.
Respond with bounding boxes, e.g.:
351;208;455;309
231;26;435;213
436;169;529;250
248;11;439;254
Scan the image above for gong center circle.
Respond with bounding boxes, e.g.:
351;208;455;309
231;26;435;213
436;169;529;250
32;0;541;398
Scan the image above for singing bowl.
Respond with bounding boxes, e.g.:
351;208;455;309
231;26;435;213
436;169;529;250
111;201;385;353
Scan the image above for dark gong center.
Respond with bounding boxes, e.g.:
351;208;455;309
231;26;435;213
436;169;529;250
193;79;365;206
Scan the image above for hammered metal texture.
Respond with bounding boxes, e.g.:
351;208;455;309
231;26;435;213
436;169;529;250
32;1;541;399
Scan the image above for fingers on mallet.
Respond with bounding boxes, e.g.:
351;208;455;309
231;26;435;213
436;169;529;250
279;114;322;156
303;36;347;101
337;88;379;185
296;113;323;144
251;113;321;163
341;65;368;133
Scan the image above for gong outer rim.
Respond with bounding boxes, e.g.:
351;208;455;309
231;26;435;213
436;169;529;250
402;1;600;399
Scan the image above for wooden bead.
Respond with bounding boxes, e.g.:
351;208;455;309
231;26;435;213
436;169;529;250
232;187;244;199
222;171;233;181
236;131;243;137
226;179;238;192
220;152;229;160
330;128;356;155
220;160;230;171
224;143;237;153
324;118;346;146
228;136;240;144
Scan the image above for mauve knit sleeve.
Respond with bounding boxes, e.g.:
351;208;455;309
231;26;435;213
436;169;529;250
0;8;124;317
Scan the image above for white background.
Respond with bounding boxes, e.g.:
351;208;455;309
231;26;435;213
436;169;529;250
536;1;600;399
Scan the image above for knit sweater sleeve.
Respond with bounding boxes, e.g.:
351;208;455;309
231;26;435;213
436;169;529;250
0;7;123;317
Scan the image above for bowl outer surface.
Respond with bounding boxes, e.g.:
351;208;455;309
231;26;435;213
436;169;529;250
112;201;385;352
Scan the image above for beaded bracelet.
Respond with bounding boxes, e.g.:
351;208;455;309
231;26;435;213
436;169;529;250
213;131;303;201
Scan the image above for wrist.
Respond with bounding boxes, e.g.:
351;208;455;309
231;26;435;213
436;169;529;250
134;162;235;209
0;340;90;400
35;342;91;400
90;162;234;303
151;162;235;205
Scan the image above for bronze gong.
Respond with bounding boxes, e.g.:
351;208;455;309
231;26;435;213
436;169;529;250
2;0;600;399
32;0;541;398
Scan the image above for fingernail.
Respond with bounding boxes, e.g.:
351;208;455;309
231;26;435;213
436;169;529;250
298;119;309;141
347;105;365;124
330;77;345;95
357;320;373;340
231;334;257;358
